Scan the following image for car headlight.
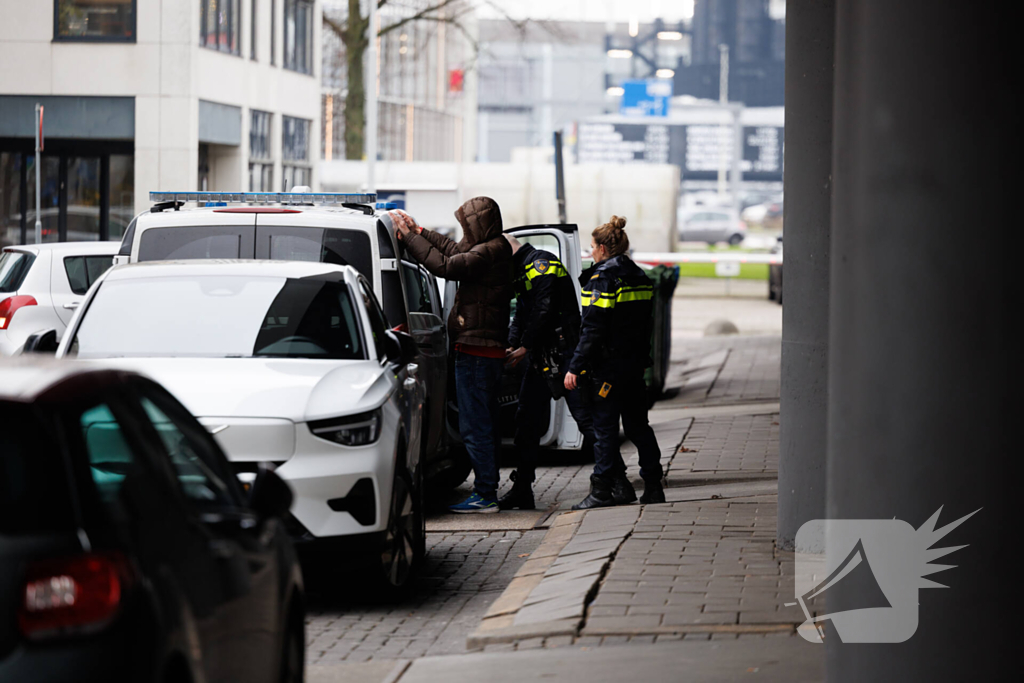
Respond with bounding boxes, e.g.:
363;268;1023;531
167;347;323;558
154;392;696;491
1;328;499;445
308;409;382;446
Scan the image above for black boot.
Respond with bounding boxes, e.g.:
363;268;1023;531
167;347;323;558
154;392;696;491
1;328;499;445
639;478;666;504
498;471;536;510
611;472;638;505
572;474;616;510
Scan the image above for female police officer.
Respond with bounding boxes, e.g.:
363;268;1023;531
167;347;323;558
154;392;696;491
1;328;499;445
563;216;665;509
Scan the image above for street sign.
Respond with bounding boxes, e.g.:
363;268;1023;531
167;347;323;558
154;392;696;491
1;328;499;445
715;261;741;277
620;80;671;117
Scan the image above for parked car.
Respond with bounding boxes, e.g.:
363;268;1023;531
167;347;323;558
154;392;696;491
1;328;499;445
0;242;118;356
50;259;426;596
678;209;747;246
0;359;304;683
113;196;455;489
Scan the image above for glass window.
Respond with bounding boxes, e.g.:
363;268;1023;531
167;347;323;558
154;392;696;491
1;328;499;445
518;233;562;259
138;225;255;261
256;226;372;279
200;0;241;56
69;275;366;361
250;0;257;59
270;0;276;65
55;0;136;41
249;109;274;191
402;263;433;314
0;402;74;535
66;156;102;242
283;0;313;74
64;255;114;295
282;115;311;191
0;251;35;293
359;281;388;362
109;154;134;239
138;396;237;507
1;152;22;247
79;403;136;503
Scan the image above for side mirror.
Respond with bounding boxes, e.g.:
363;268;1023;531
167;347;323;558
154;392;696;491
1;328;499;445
23;329;59;355
383;329;417;365
249;469;293;519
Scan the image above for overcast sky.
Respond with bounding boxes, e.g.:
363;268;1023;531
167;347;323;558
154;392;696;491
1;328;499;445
473;0;696;24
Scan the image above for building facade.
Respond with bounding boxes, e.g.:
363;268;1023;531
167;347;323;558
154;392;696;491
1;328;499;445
0;0;322;246
321;0;477;164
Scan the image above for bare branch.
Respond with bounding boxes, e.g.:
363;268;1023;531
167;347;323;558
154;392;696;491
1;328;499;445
378;0;462;37
322;13;348;42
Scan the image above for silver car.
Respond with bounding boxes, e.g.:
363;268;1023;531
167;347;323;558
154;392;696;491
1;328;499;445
678;210;747;246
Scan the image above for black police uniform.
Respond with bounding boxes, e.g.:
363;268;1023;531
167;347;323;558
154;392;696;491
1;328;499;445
509;243;596;485
568;253;662;487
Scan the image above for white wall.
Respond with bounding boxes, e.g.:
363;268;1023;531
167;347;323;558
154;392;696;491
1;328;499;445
320;156;680;252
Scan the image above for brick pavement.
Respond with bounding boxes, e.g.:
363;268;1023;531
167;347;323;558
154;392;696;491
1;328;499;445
670;414;779;473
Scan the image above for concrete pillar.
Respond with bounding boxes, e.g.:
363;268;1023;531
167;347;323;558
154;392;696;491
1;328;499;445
777;0;834;549
826;1;1014;679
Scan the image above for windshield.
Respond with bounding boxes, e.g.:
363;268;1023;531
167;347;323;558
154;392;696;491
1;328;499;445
69;275;365;360
0;251;36;293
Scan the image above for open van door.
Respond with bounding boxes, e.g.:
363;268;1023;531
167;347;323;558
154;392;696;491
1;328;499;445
501;224;584;450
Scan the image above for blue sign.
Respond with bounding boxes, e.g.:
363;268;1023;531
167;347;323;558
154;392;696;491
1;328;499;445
620;79;672;117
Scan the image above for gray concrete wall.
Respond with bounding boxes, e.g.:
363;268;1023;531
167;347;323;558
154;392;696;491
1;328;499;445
826;0;1013;678
777;0;833;550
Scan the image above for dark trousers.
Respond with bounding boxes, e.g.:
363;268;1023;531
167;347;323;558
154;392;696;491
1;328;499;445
455;352;504;499
513;356;595;484
587;368;663;483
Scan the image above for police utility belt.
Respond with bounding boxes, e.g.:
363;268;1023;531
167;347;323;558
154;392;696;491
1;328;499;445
531;325;573;400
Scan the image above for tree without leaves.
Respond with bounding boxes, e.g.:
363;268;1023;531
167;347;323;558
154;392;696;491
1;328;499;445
324;0;471;160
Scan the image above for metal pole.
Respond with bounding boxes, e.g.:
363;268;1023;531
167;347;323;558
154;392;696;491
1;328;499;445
731;107;743;222
366;0;378;193
553;130;567;224
717;44;729;199
34;103;42;244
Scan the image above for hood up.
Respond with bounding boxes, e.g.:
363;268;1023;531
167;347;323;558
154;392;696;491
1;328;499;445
455;196;503;250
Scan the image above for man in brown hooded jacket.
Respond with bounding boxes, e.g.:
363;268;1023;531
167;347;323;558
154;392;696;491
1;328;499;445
390;197;513;513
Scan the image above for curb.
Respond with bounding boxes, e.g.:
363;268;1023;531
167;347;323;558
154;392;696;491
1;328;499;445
467;507;642;650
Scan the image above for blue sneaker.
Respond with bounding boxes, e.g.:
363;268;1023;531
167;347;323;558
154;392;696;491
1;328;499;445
448;493;499;514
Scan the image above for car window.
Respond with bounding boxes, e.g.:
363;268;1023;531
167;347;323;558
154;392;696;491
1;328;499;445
359;280;388;361
138;395;240;509
0;402;75;535
709;213;730;222
64;255;114;295
0;251;36;293
79;403;137;503
257;226;373;281
401;262;433;314
518;233;561;259
138;226;256;261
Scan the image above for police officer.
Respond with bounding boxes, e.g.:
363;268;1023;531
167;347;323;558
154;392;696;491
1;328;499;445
500;233;596;510
564;216;665;509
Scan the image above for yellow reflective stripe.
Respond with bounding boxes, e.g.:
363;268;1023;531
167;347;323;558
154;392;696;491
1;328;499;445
616;289;653;303
586;296;616;309
525;261;568;280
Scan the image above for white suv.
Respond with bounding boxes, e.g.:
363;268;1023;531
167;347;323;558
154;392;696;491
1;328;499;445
0;242;118;356
56;259;426;595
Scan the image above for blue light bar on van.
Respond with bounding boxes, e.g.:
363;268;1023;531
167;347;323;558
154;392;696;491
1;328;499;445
149;191;377;205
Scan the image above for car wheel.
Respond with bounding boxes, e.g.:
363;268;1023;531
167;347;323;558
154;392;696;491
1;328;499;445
373;447;422;598
728;233;744;246
279;612;304;683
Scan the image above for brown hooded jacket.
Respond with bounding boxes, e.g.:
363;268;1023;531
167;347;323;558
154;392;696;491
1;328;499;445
402;197;513;348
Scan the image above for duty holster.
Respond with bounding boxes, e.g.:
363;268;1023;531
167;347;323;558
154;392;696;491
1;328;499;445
534;325;574;400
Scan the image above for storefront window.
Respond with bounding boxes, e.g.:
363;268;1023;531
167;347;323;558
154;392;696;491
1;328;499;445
282;115;311;191
283;0;313;75
66;156;102;241
109;154;134;239
1;153;22;247
55;0;136;41
200;0;241;56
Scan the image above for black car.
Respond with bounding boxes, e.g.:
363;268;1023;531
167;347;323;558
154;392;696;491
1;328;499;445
0;360;304;682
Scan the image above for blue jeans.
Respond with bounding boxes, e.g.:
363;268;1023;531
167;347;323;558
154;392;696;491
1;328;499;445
455;352;504;500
